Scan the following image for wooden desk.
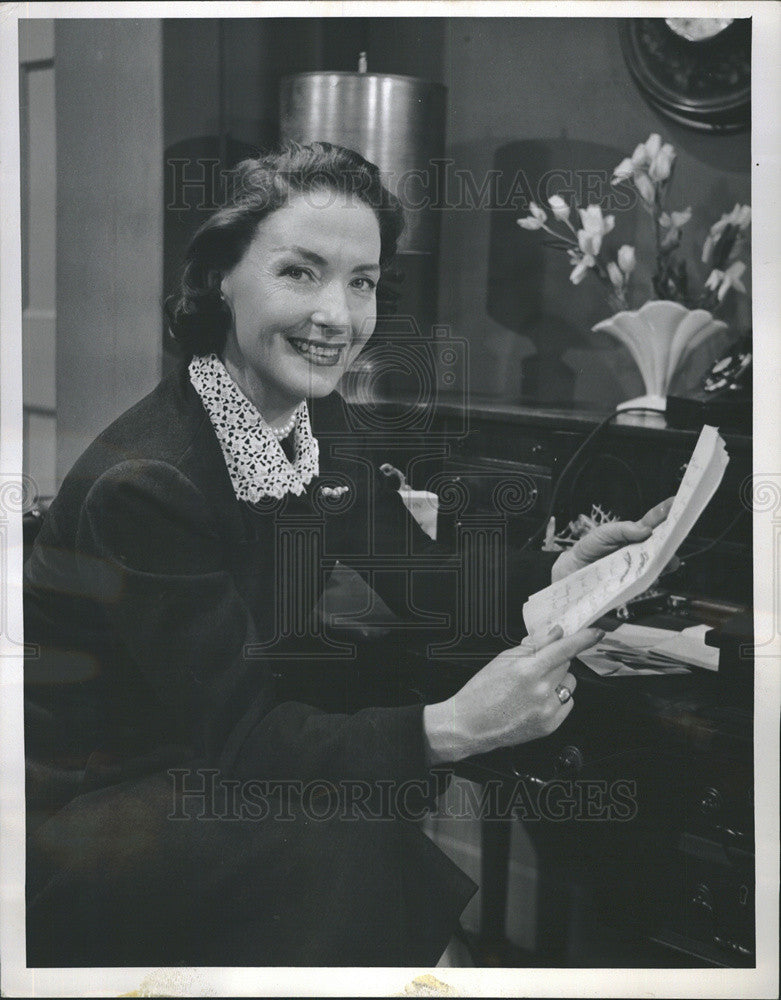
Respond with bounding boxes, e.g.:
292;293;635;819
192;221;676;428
351;398;754;965
453;610;754;968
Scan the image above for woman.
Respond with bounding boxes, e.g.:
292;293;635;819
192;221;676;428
24;142;669;968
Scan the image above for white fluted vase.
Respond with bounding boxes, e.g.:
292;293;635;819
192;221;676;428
592;300;728;412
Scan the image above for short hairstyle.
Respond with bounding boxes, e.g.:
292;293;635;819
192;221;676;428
165;141;405;357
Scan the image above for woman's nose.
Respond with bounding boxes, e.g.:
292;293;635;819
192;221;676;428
310;283;351;332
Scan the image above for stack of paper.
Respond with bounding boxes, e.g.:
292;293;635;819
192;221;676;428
578;623;719;677
522;425;729;640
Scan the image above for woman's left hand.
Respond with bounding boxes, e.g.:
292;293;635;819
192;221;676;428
551;497;676;583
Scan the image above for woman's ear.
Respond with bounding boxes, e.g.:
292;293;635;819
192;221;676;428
207;269;224;295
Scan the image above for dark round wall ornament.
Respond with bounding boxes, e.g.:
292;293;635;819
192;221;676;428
620;18;750;133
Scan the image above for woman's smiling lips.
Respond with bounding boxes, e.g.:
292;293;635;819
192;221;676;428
287;336;349;367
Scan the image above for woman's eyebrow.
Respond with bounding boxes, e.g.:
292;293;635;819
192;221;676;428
272;245;327;265
272;246;380;273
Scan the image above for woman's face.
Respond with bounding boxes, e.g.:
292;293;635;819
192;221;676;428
220;190;382;417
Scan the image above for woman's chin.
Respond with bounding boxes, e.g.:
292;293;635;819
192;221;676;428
286;364;346;400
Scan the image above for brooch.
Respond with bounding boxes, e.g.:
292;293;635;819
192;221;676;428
319;485;350;499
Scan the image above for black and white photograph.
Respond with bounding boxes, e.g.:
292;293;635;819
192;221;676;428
1;2;778;996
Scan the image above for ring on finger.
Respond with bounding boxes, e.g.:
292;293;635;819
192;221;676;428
555;683;572;705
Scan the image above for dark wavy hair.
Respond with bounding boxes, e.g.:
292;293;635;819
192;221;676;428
165;141;405;357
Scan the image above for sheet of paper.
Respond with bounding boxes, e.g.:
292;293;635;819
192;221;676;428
578;622;714;676
578;651;690;677
523;425;729;640
652;623;720;671
579;623;689;675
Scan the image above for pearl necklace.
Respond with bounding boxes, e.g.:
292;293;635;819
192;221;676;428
269;412;297;440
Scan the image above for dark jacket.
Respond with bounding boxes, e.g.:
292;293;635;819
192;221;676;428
25;367;445;785
23;365;551;966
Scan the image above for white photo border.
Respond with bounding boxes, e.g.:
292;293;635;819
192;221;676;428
1;2;778;996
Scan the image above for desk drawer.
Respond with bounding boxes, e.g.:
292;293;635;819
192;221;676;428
434;457;552;549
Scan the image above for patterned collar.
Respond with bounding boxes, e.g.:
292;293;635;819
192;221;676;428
188;352;319;501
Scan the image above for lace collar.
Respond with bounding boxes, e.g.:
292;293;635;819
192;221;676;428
188;352;319;502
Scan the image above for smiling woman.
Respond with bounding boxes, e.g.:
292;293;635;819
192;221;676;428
219;192;381;419
24;141;652;968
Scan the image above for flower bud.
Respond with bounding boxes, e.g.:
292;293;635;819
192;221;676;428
635;172;656;205
648;144;675;183
569;254;595;285
607;261;624;290
578;228;601;257
548;194;570;221
644;133;662;159
612;157;634;183
617;245;636;274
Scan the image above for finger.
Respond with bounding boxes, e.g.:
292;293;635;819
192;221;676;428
587;521;651;547
640;497;675;529
547;658;579;690
551;668;578;704
552;696;575;727
520;624;563;655
560;671;577;695
552;671;577;702
536;627;604;675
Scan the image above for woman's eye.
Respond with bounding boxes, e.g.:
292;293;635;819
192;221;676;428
351;277;377;292
282;265;315;281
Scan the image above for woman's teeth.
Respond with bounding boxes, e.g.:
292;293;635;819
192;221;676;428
289;338;345;366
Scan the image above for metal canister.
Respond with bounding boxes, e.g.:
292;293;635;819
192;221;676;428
279;71;446;253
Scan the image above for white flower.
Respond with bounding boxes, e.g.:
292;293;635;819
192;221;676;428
577;204;614;256
577;228;597;257
705;269;723;291
612;157;634;183
702;203;752;262
669;208;692;229
718;261;747;300
635;172;656;205
729;204;752;229
705;261;747;301
659;207;692;249
644;133;662;161
517;201;548;230
612;134;676;205
648;142;676;183
548;194;571;221
607;261;624;290
617;244;636;274
568;249;596;285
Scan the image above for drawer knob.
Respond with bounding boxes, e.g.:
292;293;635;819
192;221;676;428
690;882;716;923
555;745;584;775
699;786;724;816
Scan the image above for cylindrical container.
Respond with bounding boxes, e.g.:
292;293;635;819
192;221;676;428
280;71;446;253
280;71;448;408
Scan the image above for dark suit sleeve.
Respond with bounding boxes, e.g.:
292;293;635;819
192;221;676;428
76;459;432;786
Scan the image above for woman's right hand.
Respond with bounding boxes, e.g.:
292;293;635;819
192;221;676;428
422;625;603;765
